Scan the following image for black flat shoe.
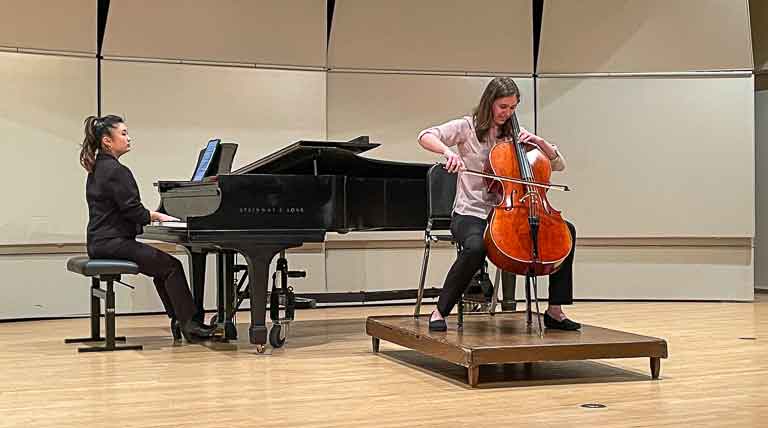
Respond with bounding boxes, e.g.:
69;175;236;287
180;319;217;342
428;318;447;332
543;311;581;331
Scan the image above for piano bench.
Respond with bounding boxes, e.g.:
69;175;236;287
65;256;143;352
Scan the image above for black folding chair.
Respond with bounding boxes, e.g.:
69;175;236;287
413;164;504;321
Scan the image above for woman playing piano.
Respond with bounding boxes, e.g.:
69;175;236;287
79;114;216;342
417;77;581;332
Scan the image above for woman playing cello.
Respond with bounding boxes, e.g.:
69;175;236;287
417;77;580;332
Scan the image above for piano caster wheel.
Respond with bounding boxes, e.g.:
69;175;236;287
269;324;286;348
255;345;266;354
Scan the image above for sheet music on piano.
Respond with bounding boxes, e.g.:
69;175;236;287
191;139;221;182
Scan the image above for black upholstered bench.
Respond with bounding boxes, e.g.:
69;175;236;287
65;256;143;352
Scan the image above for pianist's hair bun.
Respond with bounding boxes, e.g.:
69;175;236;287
80;115;125;172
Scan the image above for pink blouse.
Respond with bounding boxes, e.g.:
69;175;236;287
418;116;565;219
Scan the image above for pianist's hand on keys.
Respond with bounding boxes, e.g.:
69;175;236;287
150;211;180;223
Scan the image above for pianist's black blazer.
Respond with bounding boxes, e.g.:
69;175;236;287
85;152;151;245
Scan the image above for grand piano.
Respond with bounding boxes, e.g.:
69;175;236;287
141;137;431;351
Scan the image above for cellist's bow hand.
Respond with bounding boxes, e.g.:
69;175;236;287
442;149;466;173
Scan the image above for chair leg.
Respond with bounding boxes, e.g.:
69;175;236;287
414;235;432;318
489;268;501;315
501;271;517;311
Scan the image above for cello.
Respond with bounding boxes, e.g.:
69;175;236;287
462;113;572;276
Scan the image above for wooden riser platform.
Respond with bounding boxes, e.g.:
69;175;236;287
366;312;668;387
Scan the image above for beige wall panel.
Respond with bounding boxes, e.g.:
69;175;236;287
538;76;754;237
327;73;534;163
0;0;95;53
277;250;327;294
101;60;326;210
0;252;194;319
0;52;96;245
324;246;456;293
0;247;326;319
486;245;751;301
751;0;768;71
573;245;753;301
756;90;768;289
103;0;325;67
0;242;751;320
319;241;753;302
329;0;532;73
539;0;752;73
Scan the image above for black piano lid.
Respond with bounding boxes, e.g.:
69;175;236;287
232;136;430;178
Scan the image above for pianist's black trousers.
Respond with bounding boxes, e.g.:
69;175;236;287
436;214;576;317
88;237;197;322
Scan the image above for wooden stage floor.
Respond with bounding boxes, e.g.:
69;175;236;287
367;312;668;386
0;297;765;427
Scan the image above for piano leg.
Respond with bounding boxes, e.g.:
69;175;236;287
185;247;208;323
234;244;296;348
217;251;237;340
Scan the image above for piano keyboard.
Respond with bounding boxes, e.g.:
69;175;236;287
151;221;188;228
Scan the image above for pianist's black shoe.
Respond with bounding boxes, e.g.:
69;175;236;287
543;311;582;331
170;318;182;342
180;319;217;342
172;318;215;341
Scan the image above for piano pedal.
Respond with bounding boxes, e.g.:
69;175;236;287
269;286;296;322
287;270;306;278
294;296;317;309
267;292;315;310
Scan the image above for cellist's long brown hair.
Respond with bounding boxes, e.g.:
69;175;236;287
79;115;124;172
472;77;520;142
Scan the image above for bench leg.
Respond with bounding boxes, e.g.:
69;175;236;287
67;278;141;352
66;278;127;344
85;280;141;352
90;277;101;340
105;279;116;349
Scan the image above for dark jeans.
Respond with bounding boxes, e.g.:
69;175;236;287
88;237;197;322
436;214;576;317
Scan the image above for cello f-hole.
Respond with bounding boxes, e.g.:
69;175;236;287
505;190;516;210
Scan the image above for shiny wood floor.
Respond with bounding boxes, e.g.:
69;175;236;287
0;295;766;428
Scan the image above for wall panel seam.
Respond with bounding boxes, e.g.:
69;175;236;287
0;46;94;58
101;55;326;72
328;67;532;77
0;239;752;255
539;71;752;78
